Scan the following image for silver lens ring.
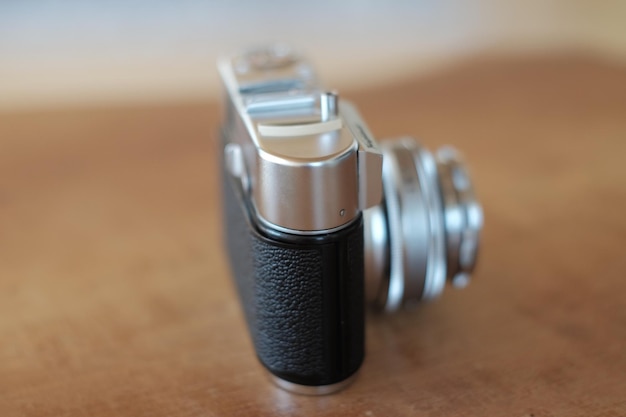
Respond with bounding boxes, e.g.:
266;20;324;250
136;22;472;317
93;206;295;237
436;147;483;287
380;138;447;311
363;137;482;310
363;204;390;308
379;143;405;312
406;139;447;301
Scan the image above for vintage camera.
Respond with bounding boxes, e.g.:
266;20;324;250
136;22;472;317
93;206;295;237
218;44;482;395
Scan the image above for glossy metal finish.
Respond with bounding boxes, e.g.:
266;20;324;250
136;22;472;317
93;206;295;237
436;147;483;287
218;44;383;234
364;137;483;311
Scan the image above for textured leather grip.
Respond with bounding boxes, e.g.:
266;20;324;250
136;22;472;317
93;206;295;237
222;164;365;386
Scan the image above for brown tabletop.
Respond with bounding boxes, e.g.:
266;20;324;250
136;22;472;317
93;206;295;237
1;54;625;416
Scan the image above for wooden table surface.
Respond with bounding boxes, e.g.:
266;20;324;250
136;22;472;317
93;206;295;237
1;54;625;416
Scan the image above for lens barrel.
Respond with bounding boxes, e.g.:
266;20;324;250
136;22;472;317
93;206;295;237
364;137;483;311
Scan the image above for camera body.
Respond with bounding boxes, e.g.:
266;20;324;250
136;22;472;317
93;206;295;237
218;44;482;395
218;44;383;394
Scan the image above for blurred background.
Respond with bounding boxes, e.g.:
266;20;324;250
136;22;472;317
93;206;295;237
1;0;625;111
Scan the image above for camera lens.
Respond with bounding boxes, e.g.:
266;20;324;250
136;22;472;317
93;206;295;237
364;137;483;312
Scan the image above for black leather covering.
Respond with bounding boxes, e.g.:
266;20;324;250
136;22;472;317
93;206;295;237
222;163;364;386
